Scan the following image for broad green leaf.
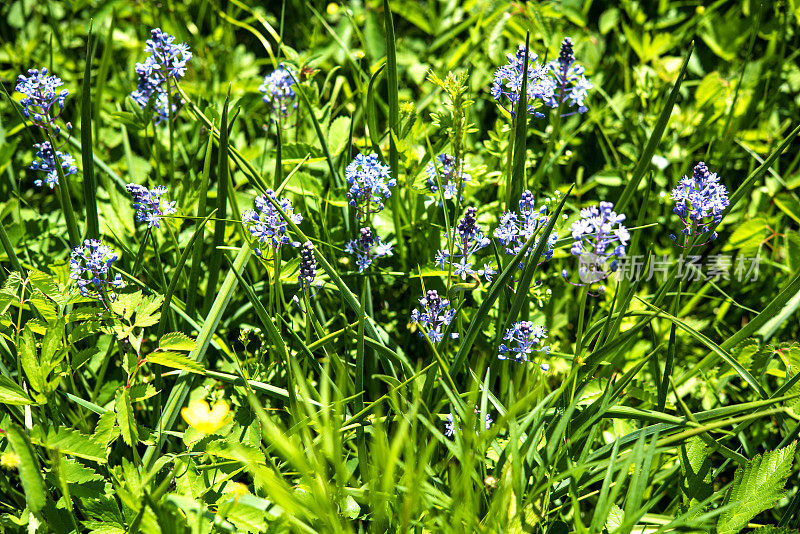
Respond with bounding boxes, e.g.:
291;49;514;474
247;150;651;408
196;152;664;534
0;375;34;405
147;351;206;375
31;426;107;464
718;441;797;534
6;424;46;513
19;327;43;394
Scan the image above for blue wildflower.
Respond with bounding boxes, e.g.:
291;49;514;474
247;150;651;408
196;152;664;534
243;190;303;256
443;406;493;438
671;162;729;242
425;154;470;201
70;239;125;299
436;207;495;282
410;289;457;343
547;38;592;114
345;153;396;221
498;321;550;365
494;190;557;268
29;142;77;189
130;28;192;124
259;64;297;118
15;68;71;132
444;413;456;437
568;202;629;286
492;45;557;118
126;184;177;228
344;226;392;272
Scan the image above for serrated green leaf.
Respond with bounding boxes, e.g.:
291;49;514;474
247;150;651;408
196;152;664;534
158;332;197;352
130;383;159;402
93;411;117;447
134;293;163;328
147;350;206;374
605;504;624;531
59;457;104;484
718;441;797;534
115;388;138;447
19;326;43;394
31;426;107;463
0;375;34;405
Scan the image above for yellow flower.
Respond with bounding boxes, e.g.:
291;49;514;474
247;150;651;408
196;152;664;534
225;482;249;497
181;398;230;434
1;452;20;470
326;3;339;15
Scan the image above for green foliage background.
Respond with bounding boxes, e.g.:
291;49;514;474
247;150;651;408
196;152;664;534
1;0;800;532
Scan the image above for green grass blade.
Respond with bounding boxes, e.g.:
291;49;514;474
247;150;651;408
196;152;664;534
617;41;694;213
507;32;530;209
81;20;98;240
156;209;217;339
383;0;405;267
186;135;214;319
204;87;231;313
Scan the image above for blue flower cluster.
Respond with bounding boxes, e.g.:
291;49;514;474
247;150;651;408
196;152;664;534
344;154;395;271
410;290;457;343
131;28;192;124
492;39;591;118
498;321;550;368
435;207;496;282
567;202;629;287
126;184;177;229
547;38;593;115
29;142;77;189
345;153;396;220
16;68;78;190
70;239;125;300
426;153;470;201
243;190;303;257
492;45;556;118
15;68;71;132
345;227;393;272
671;162;729;242
494;190;557;268
259;64;297;118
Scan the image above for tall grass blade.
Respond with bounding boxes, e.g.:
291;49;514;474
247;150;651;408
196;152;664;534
81;20;99;240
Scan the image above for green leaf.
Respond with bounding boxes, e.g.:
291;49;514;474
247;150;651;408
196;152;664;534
158;332;197;352
31;426;107;464
93;410;118;447
787;231;800;274
115;388;139;447
147;350;206;375
19;327;43;394
5;424;46;514
133;293;164;329
679;437;713;514
0;375;34;405
718;441;797;534
82;20;99;240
